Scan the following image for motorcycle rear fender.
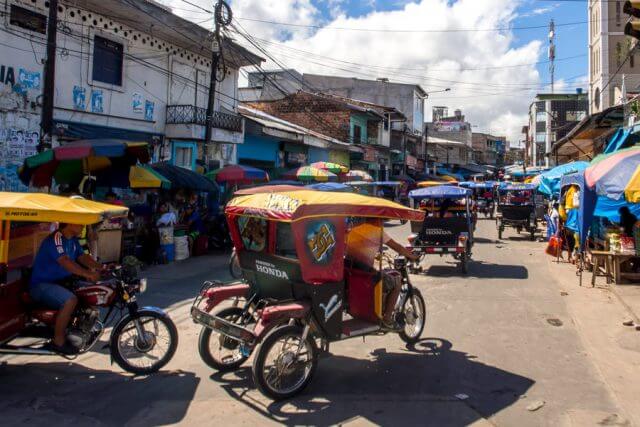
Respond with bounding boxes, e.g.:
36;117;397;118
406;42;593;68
254;302;310;340
203;283;250;312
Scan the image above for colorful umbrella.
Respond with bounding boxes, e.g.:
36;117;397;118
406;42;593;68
282;166;337;182
309;161;349;174
20;139;150;187
342;170;373;182
207;164;269;184
585;147;640;200
151;162;219;193
93;165;171;190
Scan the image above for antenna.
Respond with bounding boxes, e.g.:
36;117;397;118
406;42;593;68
549;19;556;93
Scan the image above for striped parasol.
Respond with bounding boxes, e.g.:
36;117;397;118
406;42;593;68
585;147;640;200
282;166;338;182
309;161;349;174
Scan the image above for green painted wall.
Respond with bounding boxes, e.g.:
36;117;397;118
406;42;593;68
350;113;369;144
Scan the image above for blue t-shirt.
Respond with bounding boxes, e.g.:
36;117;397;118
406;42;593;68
188;211;205;233
30;232;84;285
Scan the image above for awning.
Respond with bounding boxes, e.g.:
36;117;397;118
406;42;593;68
129;165;171;189
54;120;164;144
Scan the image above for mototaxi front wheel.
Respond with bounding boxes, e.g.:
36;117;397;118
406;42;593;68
198;307;252;372
110;309;178;375
252;324;318;400
399;289;426;344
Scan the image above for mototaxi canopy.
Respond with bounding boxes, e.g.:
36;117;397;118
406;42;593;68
0;192;128;225
498;183;538;192
226;190;424;223
409;185;472;200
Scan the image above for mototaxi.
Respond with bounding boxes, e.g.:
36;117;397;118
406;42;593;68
190;190;426;400
460;181;498;219
407;185;474;274
496;183;538;240
0;192;177;374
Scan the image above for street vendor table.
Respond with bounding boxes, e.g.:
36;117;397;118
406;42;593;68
589;250;640;285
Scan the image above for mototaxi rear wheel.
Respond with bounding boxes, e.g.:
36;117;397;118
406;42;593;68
252;324;318;400
198;307;252;372
399;289;426;344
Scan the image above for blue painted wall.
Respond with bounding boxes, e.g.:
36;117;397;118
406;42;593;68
237;135;279;164
350;113;369;144
308;147;329;163
171;141;197;170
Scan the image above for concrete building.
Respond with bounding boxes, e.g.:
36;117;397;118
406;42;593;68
239;69;303;102
425;108;473;166
589;0;640;114
472;133;508;166
526;92;589;167
0;0;261;190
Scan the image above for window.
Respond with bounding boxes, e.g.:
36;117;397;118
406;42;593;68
275;223;296;259
10;5;46;34
238;217;267;253
566;111;586;121
92;36;123;86
536;133;546;143
353;125;362;143
616;1;622;26
174;146;193;169
536;111;546;122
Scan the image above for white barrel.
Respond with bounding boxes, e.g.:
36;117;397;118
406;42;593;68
174;235;190;261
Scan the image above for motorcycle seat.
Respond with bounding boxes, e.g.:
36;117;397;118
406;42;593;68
31;309;58;324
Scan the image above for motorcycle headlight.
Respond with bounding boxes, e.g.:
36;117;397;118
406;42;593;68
139;278;148;293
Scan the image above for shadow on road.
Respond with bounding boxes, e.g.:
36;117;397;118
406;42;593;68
0;362;199;425
474;237;499;244
209;338;534;426
424;261;528;279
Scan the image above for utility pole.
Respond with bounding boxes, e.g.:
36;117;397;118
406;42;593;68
40;0;59;152
549;19;555;94
203;0;223;167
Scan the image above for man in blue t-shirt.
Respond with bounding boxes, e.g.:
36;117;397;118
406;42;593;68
30;223;103;354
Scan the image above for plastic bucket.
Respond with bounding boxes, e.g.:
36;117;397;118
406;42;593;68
161;243;175;263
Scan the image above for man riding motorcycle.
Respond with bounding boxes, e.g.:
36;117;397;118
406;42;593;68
29;223;103;355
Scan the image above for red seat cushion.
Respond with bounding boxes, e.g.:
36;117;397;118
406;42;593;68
31;309;57;325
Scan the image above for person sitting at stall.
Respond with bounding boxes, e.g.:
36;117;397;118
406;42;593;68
29;223;103;355
183;203;205;253
346;219;419;328
618;206;637;236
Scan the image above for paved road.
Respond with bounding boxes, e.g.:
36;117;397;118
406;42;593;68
0;220;627;426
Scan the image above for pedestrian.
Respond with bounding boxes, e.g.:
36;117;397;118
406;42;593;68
618;206;637;236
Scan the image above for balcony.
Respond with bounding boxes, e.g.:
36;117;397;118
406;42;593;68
166;105;243;133
165;105;244;144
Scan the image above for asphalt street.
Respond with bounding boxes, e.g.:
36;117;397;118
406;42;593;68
0;219;631;426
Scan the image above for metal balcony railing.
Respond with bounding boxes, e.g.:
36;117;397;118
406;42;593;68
166;105;243;132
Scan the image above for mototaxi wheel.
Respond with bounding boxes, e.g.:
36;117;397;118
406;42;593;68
399;289;426;344
229;251;242;279
110;309;178;375
460;252;468;274
198;307;252;372
252;324;318;400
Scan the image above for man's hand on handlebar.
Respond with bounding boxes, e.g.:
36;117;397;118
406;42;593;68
84;270;101;283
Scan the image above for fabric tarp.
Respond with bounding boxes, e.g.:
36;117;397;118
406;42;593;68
536;161;589;196
306;183;353;192
0;192;128;225
409;186;472;199
560;172;597;251
603;128;639;154
226;190;424;222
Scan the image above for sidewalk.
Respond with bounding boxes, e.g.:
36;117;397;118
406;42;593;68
548;256;640;426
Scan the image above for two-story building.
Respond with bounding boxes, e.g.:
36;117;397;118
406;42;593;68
471;132;508;166
246;91;403;180
0;0;262;190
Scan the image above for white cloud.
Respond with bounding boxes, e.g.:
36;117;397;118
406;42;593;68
167;0;548;146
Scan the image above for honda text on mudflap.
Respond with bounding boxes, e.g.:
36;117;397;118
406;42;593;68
0;192;177;375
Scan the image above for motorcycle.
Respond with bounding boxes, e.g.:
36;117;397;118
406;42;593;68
0;193;178;375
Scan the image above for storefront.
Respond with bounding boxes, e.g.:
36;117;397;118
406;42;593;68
329;149;350;167
282;142;308;168
308;147;329;163
237;135;280;173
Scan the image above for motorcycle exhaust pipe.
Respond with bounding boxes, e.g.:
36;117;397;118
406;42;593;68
0;345;57;356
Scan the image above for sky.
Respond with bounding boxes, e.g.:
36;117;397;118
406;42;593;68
164;0;590;146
